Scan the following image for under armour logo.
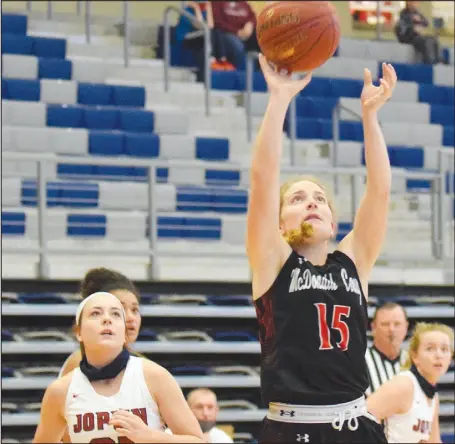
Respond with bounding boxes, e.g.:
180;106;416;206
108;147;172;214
280;409;296;417
296;433;309;442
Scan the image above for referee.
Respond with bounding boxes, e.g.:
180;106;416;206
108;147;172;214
366;302;409;395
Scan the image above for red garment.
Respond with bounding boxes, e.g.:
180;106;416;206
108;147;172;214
211;1;256;34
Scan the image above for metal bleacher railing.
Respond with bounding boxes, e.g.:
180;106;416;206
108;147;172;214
2;152;454;280
163;4;212;117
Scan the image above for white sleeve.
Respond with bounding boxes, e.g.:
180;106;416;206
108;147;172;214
209;427;234;443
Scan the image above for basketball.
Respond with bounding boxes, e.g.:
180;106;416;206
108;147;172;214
256;1;340;73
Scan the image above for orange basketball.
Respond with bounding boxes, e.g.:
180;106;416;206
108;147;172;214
256;1;340;73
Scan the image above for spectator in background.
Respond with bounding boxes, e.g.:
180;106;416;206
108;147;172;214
176;1;235;83
166;388;233;443
187;388;233;444
365;302;409;396
211;1;261;70
395;0;441;64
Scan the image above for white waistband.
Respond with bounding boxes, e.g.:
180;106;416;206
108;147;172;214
267;396;367;424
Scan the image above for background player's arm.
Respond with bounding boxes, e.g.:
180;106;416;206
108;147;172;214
427;395;442;443
144;361;204;442
33;378;68;443
339;64;397;286
366;374;413;420
246;56;311;298
59;350;82;377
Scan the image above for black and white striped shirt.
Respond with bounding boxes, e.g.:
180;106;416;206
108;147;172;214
365;345;408;396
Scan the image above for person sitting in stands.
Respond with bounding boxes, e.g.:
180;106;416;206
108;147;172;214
176;0;235;83
211;1;261;70
395;1;441;64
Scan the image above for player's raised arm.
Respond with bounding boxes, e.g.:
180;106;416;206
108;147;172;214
246;55;312;297
339;63;397;285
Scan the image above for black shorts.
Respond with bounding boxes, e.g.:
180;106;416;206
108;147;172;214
258;415;387;444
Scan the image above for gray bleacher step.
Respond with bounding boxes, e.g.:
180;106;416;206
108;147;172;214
68;55;196;83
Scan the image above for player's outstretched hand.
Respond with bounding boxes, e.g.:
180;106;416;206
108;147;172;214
258;53;312;103
361;62;397;113
110;410;154;443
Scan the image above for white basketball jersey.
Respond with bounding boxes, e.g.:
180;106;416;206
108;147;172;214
66;356;163;443
385;370;436;443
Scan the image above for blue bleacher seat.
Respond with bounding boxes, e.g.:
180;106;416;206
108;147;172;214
21;180;99;208
2;13;27;35
196;137;229;161
32;36;66;59
89;131;124;156
59;182;99;208
2;330;15;341
177;186;212;212
443;126;455;147
236;71;267;92
155;216;221;240
430;105;455;126
419;84;454;106
290;117;332;140
390;146;425;168
1;212;26;235
124;133;160;158
406;179;431;192
212;188;248;214
140;293;160;304
1;33;33;55
340;120;364;142
119;108;155;133
205;169;240;186
38;57;72;80
207;295;251;306
1;367;16;378
84;107;119;130
211;71;239;91
336;222;352;242
388;62;433;84
136;329;158;341
47;104;84;128
329;78;364;99
442;433;455;444
2;78;40;101
111;85;146;107
78;83;113;106
67;214;106;237
170;365;210;376
295;96;338;119
17;293;68;304
212;331;257;342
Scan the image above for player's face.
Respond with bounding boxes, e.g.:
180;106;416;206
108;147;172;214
280;180;334;243
78;294;127;352
372;307;408;349
111;289;141;343
413;331;453;383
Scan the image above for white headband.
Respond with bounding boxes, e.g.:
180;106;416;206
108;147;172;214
75;292;126;325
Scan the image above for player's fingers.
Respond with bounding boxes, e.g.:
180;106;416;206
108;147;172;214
380;79;391;96
110;418;130;428
258;53;273;75
114;427;131;437
363;68;373;86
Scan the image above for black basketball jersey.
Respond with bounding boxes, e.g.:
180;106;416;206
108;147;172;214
254;249;369;406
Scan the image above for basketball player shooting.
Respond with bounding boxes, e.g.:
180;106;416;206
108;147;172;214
247;56;397;443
